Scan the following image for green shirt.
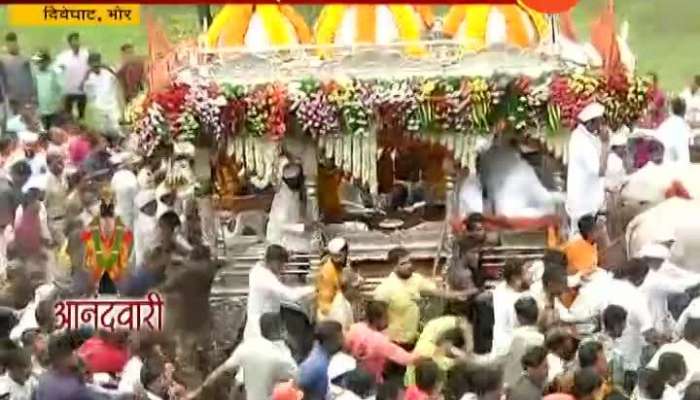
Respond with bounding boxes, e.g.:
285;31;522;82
34;67;63;116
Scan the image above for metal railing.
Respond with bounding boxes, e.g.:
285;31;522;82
172;40;567;86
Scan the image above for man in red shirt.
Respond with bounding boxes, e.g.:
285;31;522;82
345;301;414;382
115;43;144;103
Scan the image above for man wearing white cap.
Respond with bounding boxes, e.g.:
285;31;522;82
18;130;48;177
316;237;349;322
566;102;610;236
132;189;157;270
109;152;139;229
605;129;629;192
638;243;700;337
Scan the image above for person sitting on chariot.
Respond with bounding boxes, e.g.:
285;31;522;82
561;215;603;278
80;185;133;296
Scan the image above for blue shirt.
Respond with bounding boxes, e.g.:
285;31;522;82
34;370;96;400
297;344;331;400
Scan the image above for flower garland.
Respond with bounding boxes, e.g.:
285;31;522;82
245;83;289;140
132;71;653;153
492;75;550;132
549;72;600;130
547;71;652;131
182;82;226;141
291;78;341;137
599;72;652;131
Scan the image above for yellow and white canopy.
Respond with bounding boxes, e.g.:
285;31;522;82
443;5;549;51
204;5;312;51
314;5;434;56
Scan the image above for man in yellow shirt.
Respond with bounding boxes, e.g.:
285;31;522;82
373;247;467;348
562;214;601;277
315;237;349;321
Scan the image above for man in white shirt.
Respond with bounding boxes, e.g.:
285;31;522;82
133;189;157;270
638;243;700;338
491;259;529;353
604;259;658;374
244;244;313;340
0;348;37;400
109;152;139;229
44;151;67;246
655;98;692;164
19;130;47;177
457;169;483;218
648;318;700;394
555;267;613;337
544;327;578;384
606;131;628;191
55;32;89;120
83;52;122;136
188;313;297;400
566;102;610;236
680;75;700;129
0;182;15;280
499;297;545;388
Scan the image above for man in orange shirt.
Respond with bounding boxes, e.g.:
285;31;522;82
315;237;349;322
562;215;601;277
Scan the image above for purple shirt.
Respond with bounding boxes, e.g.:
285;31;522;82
34;371;96;400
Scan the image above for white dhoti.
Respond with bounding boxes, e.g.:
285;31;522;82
266;184;302;245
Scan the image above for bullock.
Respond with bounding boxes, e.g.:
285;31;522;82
625;198;700;271
620;163;700;206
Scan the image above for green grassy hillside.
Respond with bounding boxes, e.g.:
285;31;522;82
1;1;699;90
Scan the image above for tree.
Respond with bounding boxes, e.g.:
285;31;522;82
197;5;212;30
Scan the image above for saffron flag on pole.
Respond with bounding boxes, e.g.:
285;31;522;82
145;13;173;92
590;0;621;77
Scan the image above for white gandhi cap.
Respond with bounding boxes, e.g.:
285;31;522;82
327;237;348;255
18;130;39;144
577;102;605;123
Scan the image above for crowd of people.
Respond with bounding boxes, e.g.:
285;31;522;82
0;22;699;400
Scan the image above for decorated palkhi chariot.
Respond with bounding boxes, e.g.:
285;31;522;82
130;4;654;288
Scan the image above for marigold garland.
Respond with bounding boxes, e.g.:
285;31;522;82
258;5;293;47
315;5;428;57
356;6;377;44
463;5;491;51
314;5;347;58
206;5;310;48
500;6;530;48
445;5;548;50
388;5;426;56
519;3;550;40
205;5;236;47
443;7;466;38
206;5;254;47
279;5;312;44
414;5;434;29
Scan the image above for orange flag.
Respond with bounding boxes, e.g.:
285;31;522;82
559;11;578;42
145;13;174;92
590;0;621;77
